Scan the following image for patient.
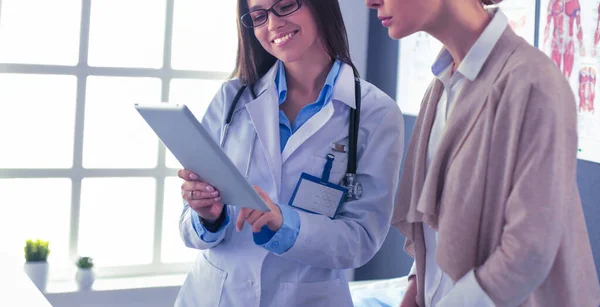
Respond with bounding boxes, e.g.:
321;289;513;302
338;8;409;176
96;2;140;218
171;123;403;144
366;0;600;306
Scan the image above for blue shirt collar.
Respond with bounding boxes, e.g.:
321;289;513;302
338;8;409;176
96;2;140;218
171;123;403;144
274;59;343;105
431;8;509;81
275;60;288;104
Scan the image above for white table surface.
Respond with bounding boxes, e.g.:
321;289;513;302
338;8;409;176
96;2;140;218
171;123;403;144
0;254;53;307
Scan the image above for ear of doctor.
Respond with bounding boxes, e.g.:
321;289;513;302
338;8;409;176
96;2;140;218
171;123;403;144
178;169;281;232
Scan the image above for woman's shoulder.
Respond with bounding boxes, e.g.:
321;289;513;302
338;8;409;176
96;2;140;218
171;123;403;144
357;78;403;119
352;78;404;143
495;42;577;122
205;78;247;108
219;78;244;93
501;42;571;91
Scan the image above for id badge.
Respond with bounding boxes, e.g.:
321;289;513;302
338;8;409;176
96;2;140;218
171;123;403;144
288;154;347;219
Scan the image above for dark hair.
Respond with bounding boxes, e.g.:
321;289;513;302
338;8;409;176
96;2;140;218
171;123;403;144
481;0;504;5
230;0;358;85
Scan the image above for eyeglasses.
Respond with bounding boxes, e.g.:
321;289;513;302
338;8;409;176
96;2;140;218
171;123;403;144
241;0;303;28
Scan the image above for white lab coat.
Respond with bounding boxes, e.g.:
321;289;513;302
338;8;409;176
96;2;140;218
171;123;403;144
175;62;404;307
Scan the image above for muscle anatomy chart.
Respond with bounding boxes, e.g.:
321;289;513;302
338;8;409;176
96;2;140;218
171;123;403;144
498;0;536;45
579;66;596;113
542;0;586;77
540;0;600;163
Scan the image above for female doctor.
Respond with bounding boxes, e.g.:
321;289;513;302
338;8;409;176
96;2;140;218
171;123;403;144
366;0;600;306
174;0;405;306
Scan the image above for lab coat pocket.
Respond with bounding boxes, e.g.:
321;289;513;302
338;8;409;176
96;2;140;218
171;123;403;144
179;252;227;307
278;278;353;307
311;154;348;185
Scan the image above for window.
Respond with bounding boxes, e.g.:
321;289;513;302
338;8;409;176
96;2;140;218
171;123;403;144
0;0;237;280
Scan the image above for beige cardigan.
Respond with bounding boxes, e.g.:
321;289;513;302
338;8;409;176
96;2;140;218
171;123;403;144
392;27;600;306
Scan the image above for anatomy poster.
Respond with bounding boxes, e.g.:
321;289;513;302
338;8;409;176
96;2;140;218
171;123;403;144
497;0;537;45
396;3;538;116
539;0;600;163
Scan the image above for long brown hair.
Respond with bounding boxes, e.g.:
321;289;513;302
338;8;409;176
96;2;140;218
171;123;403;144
230;0;358;85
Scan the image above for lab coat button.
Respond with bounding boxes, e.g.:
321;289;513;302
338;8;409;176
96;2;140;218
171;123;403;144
248;280;254;286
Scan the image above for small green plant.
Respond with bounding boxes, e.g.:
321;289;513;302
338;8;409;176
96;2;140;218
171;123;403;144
76;256;94;269
24;239;50;262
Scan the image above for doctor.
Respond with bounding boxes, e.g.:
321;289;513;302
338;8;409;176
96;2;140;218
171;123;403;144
366;0;600;306
174;0;404;306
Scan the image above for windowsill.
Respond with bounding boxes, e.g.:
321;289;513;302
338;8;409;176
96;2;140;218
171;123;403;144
45;274;187;294
44;274;186;307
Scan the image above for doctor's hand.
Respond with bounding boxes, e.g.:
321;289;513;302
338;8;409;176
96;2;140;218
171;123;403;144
399;276;418;307
235;186;282;233
179;169;224;222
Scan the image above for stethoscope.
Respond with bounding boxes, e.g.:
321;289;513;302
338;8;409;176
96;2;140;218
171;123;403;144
219;71;363;201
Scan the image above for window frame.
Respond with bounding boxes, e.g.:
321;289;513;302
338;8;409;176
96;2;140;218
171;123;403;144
0;0;231;280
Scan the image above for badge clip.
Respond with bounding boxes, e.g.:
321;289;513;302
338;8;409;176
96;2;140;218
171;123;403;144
321;154;335;183
331;142;347;153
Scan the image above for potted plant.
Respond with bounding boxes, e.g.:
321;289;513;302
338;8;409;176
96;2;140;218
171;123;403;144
75;256;95;290
23;239;50;292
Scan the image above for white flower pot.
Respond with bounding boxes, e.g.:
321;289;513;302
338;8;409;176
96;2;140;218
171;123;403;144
23;261;49;293
75;268;95;290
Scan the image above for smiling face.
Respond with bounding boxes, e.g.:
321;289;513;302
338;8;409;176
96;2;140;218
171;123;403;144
246;0;325;63
365;0;441;39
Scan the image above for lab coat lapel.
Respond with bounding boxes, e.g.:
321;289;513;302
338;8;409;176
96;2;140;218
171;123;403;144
281;63;356;163
245;86;283;194
281;102;334;163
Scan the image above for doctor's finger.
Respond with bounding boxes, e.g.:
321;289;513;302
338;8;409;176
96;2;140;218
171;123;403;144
245;210;265;226
236;208;253;232
177;169;199;181
186;190;219;200
188;197;221;209
181;181;217;193
253;186;278;212
251;214;271;233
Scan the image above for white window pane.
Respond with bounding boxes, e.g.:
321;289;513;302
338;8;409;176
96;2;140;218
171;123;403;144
0;179;71;270
88;0;166;68
0;74;77;168
0;0;81;65
83;76;161;169
165;78;224;168
171;0;237;72
161;177;198;263
78;178;155;267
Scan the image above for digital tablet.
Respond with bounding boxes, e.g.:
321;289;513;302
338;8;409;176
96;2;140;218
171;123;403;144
134;103;269;212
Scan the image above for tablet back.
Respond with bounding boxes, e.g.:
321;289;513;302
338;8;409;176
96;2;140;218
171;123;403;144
134;103;269;212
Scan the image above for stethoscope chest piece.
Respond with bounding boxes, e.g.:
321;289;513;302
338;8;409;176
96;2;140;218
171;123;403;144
341;173;362;200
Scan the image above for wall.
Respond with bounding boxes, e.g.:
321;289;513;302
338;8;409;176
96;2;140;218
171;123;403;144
45;287;180;307
339;0;370;77
356;8;600;281
576;160;600;280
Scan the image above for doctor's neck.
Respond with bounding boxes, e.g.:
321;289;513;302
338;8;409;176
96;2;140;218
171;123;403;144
425;1;491;71
282;50;333;96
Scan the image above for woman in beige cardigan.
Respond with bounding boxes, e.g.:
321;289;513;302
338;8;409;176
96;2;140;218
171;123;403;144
366;0;600;306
